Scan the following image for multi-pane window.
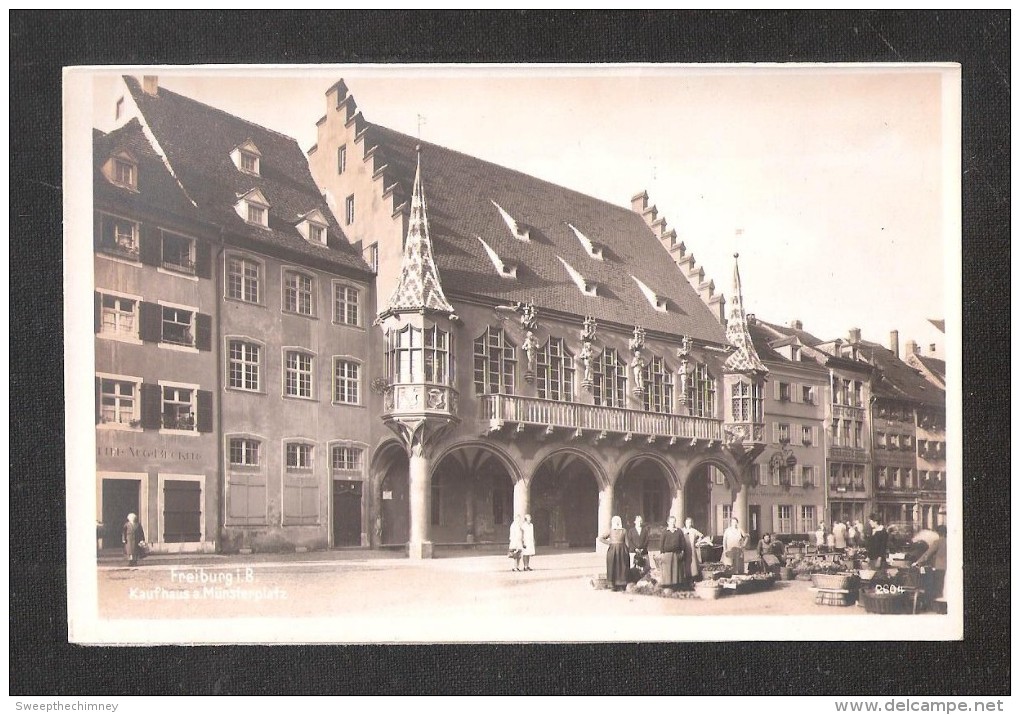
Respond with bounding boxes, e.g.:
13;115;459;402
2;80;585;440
800;505;817;533
689;363;715;418
161;231;195;273
334;359;360;405
775;422;791;444
473;327;516;395
334;284;360;326
228;341;260;391
227;256;260;303
247;203;265;225
802;425;813;445
802;385;814;404
285;352;313;398
593;348;627;408
536;337;574;402
99;378;137;425
161;306;194;346
99;215;139;258
240;151;258;174
331;445;363;473
229;438;260;467
801;465;814;487
345;194;355;225
424;326;449;384
309;225;325;245
777;382;791;402
877;466;888;489
100;294;136;337
731;379;763;422
113;159;136;187
286;443;313;470
853;422;863;448
642;355;673;414
161;386;195;430
776;505;793;534
284;271;314;315
337;145;347;174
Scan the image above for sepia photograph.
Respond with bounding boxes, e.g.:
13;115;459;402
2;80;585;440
64;63;961;644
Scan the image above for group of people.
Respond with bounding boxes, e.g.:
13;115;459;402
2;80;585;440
599;515;720;591
507;514;536;572
814;519;867;551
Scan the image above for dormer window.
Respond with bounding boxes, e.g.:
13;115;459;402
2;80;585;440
231;140;262;176
491;200;530;242
557;257;597;296
477;237;517;278
567;223;603;260
103;151;138;191
309;225;325;244
235;188;270;228
296;209;329;245
631;275;667;312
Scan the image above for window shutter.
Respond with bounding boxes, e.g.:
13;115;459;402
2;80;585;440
94;292;102;333
140;383;162;430
773;422;779;444
771;505;779;534
139;224;161;267
138;302;161;343
194;240;212;279
195;313;212;351
196;390;213;433
791;383;800;403
95;377;101;424
773;381;781;400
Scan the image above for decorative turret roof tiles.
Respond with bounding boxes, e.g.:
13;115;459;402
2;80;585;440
723;254;768;374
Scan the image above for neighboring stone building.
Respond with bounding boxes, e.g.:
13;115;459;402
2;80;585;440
308;79;768;557
96;76;376;553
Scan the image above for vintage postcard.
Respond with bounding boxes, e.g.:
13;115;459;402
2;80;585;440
64;64;962;643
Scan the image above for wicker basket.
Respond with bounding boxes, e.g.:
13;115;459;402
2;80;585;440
816;591;855;607
694;582;723;600
811;573;856;591
860;589;912;614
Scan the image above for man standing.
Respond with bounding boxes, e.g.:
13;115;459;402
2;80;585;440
866;513;889;569
911;525;946;602
626;515;650;576
722;517;749;574
122;513;145;567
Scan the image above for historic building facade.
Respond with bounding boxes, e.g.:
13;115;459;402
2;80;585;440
308;80;769;558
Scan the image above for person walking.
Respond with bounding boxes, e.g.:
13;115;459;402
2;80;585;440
681;517;705;587
626;515;650;578
598;516;630;591
722;517;749;574
122;513;145;567
657;516;686;588
521;514;536;571
508;514;524;572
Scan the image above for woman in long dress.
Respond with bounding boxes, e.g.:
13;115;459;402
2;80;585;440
657;516;685;588
521;514;536;571
681;517;704;587
508;514;524;572
598;516;630;591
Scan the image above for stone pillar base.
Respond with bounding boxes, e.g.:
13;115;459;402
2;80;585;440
408;541;434;560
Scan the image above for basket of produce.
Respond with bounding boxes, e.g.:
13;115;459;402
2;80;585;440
815;590;855;607
857;568;877;582
721;574;777;594
860;588;912;614
779;566;795;581
700;562;731;579
811;572;857;591
694;580;724;600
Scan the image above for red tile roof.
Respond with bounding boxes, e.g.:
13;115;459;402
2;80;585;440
122;76;371;276
366;123;727;345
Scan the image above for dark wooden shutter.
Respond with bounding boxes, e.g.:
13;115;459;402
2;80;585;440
139;224;161;267
95;377;102;424
196;390;213;433
140;383;162;430
94;292;102;333
195;313;212;352
194;240;212;279
138;301;161;343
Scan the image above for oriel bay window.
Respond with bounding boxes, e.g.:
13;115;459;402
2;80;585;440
473;327;516;395
388;324;452;385
731;379;764;422
642;355;673;413
593;348;627;408
536;337;574;402
688;362;715;418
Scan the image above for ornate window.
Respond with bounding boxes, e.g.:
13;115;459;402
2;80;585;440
731;379;763;422
688;362;715;418
473;327;516;395
593;347;627;408
536;337;574;402
642;355;673;413
388;325;451;385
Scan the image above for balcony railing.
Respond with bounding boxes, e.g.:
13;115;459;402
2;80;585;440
481;393;723;442
98;239;140;261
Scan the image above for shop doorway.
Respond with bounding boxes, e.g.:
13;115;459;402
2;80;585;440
163;480;201;543
101;479;140;552
333;481;363;546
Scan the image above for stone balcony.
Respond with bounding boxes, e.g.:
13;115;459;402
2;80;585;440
480;393;724;445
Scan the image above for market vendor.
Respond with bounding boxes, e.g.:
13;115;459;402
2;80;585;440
756;532;783;576
722;517;749;573
865;514;889;568
910;526;946;601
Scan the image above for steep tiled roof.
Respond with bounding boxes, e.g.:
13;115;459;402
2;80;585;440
93;121;200;220
914;354;946;385
748;321;792;363
723;254;767;374
366;124;727;344
123;77;371;275
858;340;945;407
756;319;824;347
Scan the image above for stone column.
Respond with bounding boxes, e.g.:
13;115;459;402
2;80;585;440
465;481;476;543
669;485;684;521
513;478;530;519
408;451;432;560
596;482;614;554
733;483;749;530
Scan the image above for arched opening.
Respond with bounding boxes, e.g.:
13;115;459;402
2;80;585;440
375;443;409;546
683;461;737;539
614;456;675;547
530;452;600;548
430;445;515;544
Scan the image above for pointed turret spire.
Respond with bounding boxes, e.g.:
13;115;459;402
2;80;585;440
724;253;768;374
382;147;455;317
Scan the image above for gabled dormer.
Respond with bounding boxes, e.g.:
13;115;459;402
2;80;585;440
234;187;270;228
296;208;329;245
102;149;138;191
231;139;262;176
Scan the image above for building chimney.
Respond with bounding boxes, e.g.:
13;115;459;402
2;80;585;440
790;319;803;330
906;340;918;356
848;328;861;344
142;76;159;96
890;330;900;358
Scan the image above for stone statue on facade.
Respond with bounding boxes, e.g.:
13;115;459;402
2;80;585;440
629;326;646;395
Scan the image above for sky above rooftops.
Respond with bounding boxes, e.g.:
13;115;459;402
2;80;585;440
91;65;952;356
